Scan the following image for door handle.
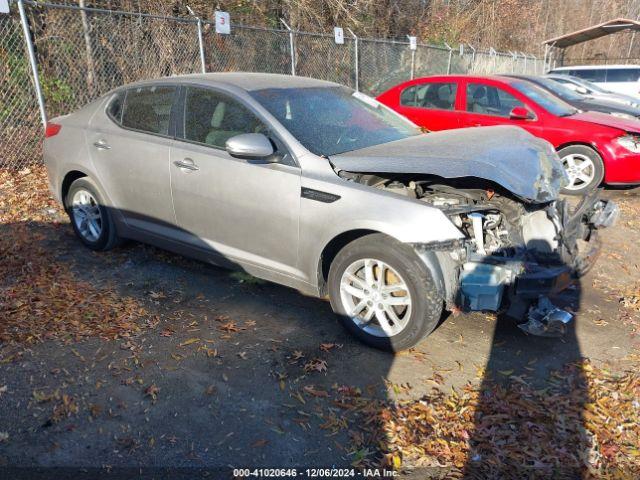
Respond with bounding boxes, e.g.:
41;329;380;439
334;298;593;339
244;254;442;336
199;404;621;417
173;158;199;171
93;140;111;150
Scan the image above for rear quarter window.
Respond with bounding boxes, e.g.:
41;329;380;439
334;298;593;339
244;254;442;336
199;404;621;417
106;92;125;124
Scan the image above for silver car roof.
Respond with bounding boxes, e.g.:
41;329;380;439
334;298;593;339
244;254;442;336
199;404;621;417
119;72;341;92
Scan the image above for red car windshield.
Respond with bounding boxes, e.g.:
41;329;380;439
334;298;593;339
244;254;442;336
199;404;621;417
510;80;578;117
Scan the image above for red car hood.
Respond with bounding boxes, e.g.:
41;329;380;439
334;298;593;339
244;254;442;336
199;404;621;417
571;111;640;132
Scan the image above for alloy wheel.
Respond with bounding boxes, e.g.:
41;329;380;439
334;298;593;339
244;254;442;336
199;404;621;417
71;189;103;242
561;153;595;191
339;258;412;337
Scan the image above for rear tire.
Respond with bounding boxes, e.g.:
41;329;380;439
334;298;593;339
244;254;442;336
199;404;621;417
66;177;121;251
327;234;443;352
557;145;604;195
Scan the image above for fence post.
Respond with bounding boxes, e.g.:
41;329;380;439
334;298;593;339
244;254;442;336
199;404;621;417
280;19;295;76
521;51;527;74
197;19;206;73
347;28;359;91
468;44;476;72
17;0;47;129
406;36;415;80
186;6;206;73
530;54;537;74
444;42;453;74
508;51;517;73
489;47;497;72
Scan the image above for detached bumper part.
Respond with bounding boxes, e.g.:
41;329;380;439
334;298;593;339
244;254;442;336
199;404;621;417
518;296;573;337
589;200;620;229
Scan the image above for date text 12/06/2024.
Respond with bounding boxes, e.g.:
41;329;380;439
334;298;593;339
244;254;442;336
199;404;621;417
233;468;398;478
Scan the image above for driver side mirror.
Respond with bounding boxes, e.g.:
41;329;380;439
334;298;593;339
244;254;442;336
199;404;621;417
509;106;534;121
225;133;275;161
575;86;589;95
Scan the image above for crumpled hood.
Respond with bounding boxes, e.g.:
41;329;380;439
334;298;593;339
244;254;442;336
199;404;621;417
329;125;567;203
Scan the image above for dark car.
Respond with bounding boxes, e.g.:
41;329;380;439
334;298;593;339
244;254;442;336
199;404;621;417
506;75;640;120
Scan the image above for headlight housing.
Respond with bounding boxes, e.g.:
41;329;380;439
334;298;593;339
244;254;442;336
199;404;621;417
610;111;637;120
616;134;640;153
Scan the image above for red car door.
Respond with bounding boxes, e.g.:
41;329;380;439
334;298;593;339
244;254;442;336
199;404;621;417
393;80;462;131
459;79;541;134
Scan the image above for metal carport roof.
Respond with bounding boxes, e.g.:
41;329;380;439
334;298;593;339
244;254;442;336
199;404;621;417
543;18;640;49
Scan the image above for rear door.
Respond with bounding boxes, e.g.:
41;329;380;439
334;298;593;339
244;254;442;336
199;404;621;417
88;85;178;234
394;80;461;130
169;86;302;278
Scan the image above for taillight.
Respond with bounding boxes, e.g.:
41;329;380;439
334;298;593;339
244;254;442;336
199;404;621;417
45;122;62;138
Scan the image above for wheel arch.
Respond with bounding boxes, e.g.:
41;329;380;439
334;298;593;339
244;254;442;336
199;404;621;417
317;229;380;296
61;170;89;209
555;141;603;157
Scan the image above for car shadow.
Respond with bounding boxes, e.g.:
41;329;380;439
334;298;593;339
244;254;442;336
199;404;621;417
1;208;591;478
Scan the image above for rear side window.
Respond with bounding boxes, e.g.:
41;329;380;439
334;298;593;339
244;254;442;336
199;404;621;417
107;92;124;124
121;85;176;136
606;68;640;82
401;82;457;110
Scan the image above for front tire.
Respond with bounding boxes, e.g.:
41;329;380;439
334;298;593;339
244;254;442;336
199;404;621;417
65;177;121;251
557;145;604;195
328;234;443;352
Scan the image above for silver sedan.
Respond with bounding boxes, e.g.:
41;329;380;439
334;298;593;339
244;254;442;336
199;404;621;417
44;73;616;350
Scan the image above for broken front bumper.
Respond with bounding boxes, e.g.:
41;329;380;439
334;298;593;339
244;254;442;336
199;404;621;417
458;194;618;313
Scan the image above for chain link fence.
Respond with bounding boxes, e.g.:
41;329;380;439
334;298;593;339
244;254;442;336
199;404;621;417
1;11;41;170
1;0;546;170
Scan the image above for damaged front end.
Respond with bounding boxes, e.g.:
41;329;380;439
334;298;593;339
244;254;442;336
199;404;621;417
329;127;619;335
412;185;618;335
337;170;618;335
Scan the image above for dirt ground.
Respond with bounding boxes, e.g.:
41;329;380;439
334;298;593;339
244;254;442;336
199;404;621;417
1;167;639;479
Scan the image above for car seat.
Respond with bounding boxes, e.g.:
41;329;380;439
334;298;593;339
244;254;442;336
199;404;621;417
205;101;262;147
469;86;488;114
435;85;455;109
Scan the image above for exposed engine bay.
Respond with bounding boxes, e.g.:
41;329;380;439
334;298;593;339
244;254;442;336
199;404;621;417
338;171;619;330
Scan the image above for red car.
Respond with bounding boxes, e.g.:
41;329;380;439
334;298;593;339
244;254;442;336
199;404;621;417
377;75;640;194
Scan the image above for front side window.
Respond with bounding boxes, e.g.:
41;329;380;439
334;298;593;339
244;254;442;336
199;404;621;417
250;86;421;156
183;87;266;148
606;68;640;82
121;85;176;135
466;83;523;117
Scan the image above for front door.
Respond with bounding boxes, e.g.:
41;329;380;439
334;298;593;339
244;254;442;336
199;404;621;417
169;86;302;278
88;85;178;234
460;81;527;128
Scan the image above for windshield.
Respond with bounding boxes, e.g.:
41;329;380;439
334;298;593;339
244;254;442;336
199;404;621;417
511;80;578;117
532;77;585;101
250;86;421;156
570;77;608;93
